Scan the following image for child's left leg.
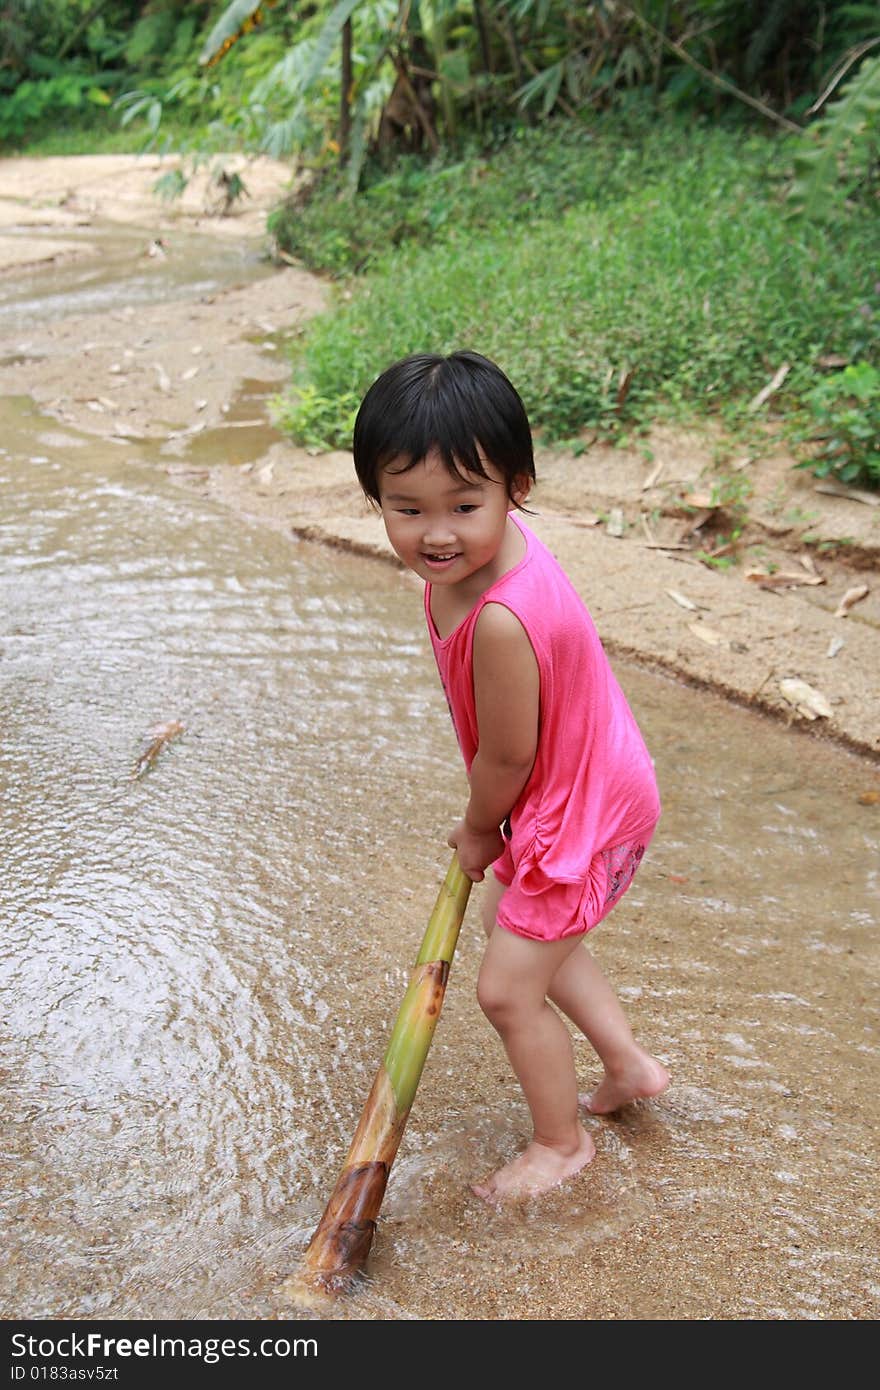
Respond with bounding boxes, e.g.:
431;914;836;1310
472;925;596;1200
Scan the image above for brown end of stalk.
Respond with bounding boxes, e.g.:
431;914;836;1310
298;1160;391;1294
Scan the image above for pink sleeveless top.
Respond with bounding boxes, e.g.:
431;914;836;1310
425;514;660;894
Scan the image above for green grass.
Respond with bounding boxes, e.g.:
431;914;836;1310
9;109;197;158
273;117;880;450
11;123;150;157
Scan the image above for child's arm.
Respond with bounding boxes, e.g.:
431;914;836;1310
448;603;539;881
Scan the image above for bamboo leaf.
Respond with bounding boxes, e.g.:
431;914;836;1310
298;0;364;97
515;60;564;116
199;0;266;68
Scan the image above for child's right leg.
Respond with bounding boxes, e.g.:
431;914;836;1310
481;871;669;1114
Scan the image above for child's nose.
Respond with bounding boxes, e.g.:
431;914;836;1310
423;517;456;545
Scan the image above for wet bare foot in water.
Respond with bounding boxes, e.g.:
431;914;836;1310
581;1052;670;1115
471;1130;596;1202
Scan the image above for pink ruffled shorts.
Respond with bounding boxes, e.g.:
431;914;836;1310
491;832;653;943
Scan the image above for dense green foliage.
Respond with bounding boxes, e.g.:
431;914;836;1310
5;2;880;157
271;117;880;466
0;0;141;142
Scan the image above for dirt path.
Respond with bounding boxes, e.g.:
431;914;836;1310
1;153;878;765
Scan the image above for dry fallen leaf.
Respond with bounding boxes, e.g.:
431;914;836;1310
152;362;171;393
642;458;665;490
132;720;185;779
814;479;880;507
778;677;833;720
833;583;869;618
856;790;880;806
165;464;209;479
744;568;825;589
688;621;726;648
666;589;699;612
680;491;717;510
826;636;845;659
615;366;635;412
747;361;790;412
605;508;625;538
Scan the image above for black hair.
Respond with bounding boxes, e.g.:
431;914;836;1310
352;350;535;505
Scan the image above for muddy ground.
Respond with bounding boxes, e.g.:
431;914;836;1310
1;152;877;769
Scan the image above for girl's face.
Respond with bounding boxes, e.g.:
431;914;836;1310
377;449;529;590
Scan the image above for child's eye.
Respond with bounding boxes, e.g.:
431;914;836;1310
456;504;478;514
396;508;420;516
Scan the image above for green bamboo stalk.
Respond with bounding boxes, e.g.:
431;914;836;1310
291;851;471;1301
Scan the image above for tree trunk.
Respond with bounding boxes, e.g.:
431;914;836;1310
339;17;353;166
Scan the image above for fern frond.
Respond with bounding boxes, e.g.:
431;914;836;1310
789;52;880;218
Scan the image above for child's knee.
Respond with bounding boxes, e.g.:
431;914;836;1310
476;968;516;1028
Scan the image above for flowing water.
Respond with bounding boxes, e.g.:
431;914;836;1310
1;230;878;1323
0;220;273;336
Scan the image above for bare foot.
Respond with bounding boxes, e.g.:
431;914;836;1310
471;1130;596;1202
581;1052;670;1115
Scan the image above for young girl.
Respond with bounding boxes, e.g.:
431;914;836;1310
353;350;669;1201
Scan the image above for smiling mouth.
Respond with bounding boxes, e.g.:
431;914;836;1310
423;552;459;563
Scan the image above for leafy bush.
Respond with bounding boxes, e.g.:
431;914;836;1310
0;71;116;144
271;383;361;450
796;363;880;489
